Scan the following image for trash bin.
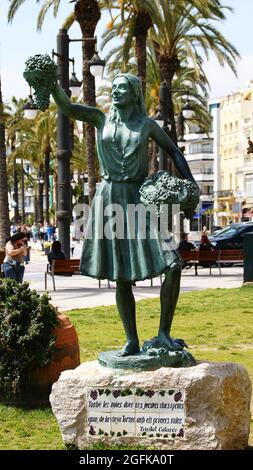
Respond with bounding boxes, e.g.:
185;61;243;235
243;232;253;283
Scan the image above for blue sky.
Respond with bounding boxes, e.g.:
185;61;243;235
0;0;253;103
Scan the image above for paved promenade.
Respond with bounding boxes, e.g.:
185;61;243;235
23;242;244;311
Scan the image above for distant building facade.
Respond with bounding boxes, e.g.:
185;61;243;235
183;125;214;233
215;82;253;226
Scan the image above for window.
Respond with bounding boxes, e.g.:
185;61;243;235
246;175;253;197
189;142;213;154
229;122;233;132
234;143;240;153
206;185;213;195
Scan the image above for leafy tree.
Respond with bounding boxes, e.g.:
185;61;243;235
8;0;111;203
149;0;239;143
0;77;10;249
101;1;239;145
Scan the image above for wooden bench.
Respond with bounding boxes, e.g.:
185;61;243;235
45;259;81;291
180;249;244;276
217;249;244;275
180;250;218;275
198;250;219;275
45;258;110;291
179;250;200;275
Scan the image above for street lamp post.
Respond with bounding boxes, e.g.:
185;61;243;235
56;29;72;258
54;29;103;258
38;172;44;223
20;159;25;224
13;158;19;224
177;101;195;151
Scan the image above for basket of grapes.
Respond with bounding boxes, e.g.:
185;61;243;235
139;171;199;219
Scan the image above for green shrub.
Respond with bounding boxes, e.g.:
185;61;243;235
0;279;59;398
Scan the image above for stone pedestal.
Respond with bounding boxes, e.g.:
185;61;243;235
50;361;251;450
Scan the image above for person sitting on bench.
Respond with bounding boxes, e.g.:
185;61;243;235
178;233;196;252
47;241;65;267
178;233;197;274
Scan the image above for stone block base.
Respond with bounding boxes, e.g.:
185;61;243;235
50;361;251;450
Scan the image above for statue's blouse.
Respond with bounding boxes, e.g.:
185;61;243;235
96;116;150;183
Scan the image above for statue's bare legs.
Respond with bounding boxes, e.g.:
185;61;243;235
116;281;140;356
158;266;183;350
116;267;183;357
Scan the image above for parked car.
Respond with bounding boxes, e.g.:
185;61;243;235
210;225;223;235
208;222;253;249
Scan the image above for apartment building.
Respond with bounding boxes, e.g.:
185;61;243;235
216;82;253;226
183;125;214;232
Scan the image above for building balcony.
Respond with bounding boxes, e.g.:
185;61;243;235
192;173;214;182
236;157;253;175
185;153;214;162
199;194;214;202
214;190;235;199
244;155;253;169
244;153;253;162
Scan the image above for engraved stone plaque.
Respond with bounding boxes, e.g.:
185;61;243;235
87;388;184;439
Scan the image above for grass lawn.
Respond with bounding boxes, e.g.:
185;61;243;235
0;285;252;450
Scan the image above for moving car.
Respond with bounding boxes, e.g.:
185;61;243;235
209;222;253;249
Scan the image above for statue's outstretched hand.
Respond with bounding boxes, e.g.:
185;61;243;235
23;54;58;111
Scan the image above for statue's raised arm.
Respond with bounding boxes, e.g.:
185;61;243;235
23;54;105;129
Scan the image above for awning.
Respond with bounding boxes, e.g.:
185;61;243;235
193;204;212;219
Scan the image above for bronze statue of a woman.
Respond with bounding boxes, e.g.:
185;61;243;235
24;56;198;365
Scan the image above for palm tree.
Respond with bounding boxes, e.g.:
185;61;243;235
6;97;28;224
148;0;239;144
103;1;157;97
0;77;10;249
8;0;105;203
101;1;239;145
8;103;57;223
35;108;57;222
103;0;223;97
103;41;211;126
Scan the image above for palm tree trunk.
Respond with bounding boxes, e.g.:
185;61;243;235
0;76;10;249
13;156;19;224
21;159;25;224
149;141;159;174
135;33;147;97
34;192;38;223
38;163;44;223
134;12;152;98
38;182;44;223
158;55;180;146
54;169;58;215
11;136;19;223
74;0;101;205
44;151;50;223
